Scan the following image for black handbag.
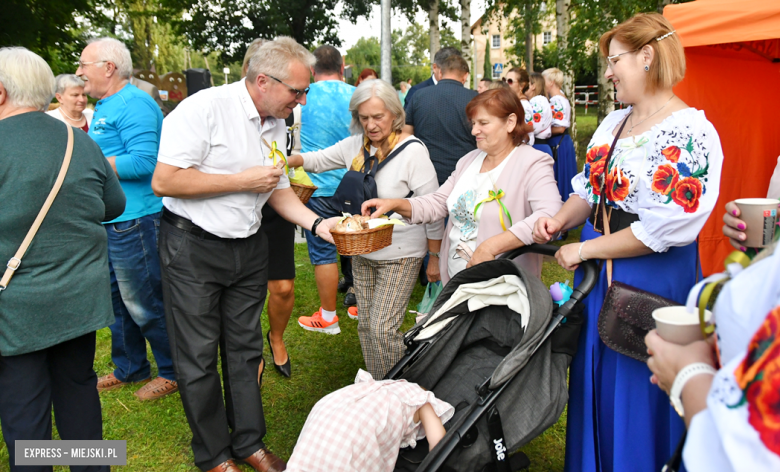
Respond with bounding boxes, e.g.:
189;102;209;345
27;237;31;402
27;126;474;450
333;138;421;215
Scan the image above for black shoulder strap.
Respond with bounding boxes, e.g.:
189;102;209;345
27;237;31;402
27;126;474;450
375;138;423;174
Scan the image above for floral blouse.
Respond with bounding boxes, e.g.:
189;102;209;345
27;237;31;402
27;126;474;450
572;107;724;252
550;94;571;129
529;96;553;139
520;99;535;146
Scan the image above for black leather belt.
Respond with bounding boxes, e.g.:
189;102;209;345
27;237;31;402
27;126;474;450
589;207;640;234
162;207;227;240
534;138;549;145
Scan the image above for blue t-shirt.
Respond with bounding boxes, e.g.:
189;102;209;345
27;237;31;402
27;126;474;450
89;83;163;222
300;80;355;197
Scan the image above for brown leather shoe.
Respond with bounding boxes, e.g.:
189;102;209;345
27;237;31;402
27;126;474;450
96;373;150;392
242;448;287;472
134;377;179;401
207;459;241;472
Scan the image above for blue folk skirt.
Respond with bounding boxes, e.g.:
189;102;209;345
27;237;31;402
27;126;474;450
564;221;694;472
532;143;553;157
549;133;577;202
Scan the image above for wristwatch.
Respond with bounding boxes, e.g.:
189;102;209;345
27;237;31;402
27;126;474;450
428;251;440;258
669;362;717;417
310;217;324;238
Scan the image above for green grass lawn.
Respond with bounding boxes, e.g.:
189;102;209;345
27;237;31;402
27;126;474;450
0;115;596;472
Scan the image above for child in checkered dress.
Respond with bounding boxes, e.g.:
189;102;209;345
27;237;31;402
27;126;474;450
287;369;454;472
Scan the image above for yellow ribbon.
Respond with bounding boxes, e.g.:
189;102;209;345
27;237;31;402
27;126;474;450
474;189;513;231
697;251;751;337
269;140;288;174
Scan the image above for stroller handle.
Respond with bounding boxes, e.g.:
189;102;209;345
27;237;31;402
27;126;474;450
500;243;599;309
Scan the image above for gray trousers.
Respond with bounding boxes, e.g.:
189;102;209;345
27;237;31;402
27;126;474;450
158;219;268;471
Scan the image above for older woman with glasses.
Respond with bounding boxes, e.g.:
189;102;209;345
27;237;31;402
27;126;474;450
0;47;126;472
533;13;724;472
47;74;93;132
287;79;444;378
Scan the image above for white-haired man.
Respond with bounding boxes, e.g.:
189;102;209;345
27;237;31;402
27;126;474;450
75;38;177;401
152;37;337;472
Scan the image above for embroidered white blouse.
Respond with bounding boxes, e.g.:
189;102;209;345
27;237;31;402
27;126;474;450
571;107;724;252
529;96;553;140
550;94;571;129
683;246;780;472
520;99;535;146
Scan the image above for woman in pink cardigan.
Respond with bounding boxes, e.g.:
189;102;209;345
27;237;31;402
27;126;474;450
363;88;562;283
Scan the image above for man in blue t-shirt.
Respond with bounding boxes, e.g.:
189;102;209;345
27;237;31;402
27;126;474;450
77;38;176;401
296;45;357;334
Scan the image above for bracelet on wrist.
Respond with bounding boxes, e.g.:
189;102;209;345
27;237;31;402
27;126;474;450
669;362;717;417
578;241;588;262
428;251;440;258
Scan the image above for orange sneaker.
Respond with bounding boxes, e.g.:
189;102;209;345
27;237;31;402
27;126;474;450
347;306;358;320
298;309;341;335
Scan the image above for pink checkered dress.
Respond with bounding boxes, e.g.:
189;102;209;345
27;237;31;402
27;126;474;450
287;370;454;472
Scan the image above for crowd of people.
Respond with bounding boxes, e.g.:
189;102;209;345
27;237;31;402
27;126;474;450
0;10;778;472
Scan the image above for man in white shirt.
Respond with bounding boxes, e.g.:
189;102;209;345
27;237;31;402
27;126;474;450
151;37;335;472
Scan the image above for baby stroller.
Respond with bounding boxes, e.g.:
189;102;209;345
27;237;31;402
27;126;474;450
388;244;598;472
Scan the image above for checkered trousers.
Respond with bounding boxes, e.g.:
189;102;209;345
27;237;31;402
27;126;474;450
352;256;424;378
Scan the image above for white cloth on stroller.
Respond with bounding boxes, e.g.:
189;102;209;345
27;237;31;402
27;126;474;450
415;275;530;341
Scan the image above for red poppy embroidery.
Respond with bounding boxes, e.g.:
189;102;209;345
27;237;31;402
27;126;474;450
586;144;610;164
605;169;630;202
662;145;682;163
671;177;702;213
533;113;541;123
589;159;606;196
651;164;679;195
553;111;564;121
733;307;780;455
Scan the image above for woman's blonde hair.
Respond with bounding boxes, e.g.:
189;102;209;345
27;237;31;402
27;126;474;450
599;12;685;93
541;68;564;89
349;79;405;135
527;72;546;98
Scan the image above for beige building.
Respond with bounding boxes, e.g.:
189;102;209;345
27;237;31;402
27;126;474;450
470;11;557;86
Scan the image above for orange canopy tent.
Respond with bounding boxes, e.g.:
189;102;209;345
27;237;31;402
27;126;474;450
665;0;780;275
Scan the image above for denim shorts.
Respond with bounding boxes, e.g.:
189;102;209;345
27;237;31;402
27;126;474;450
304;195;342;266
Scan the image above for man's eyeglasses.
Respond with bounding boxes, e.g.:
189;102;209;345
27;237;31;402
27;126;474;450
76;60;107;68
606;50;638;68
266;74;309;99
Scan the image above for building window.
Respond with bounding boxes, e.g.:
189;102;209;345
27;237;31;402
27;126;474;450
491;35;501;49
543;32;552;45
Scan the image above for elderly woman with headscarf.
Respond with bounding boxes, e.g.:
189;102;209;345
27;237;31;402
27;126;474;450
47;73;93;132
287;79;444;378
0;47;126;471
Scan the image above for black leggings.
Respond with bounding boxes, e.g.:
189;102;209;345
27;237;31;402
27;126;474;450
0;332;107;472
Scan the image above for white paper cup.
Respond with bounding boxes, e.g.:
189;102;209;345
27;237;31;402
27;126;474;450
652;306;712;345
735;198;779;248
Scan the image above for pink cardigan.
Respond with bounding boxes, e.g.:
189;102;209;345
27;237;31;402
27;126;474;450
408;145;563;284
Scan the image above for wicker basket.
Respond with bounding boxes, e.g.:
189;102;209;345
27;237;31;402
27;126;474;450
330;224;395;256
291;182;317;204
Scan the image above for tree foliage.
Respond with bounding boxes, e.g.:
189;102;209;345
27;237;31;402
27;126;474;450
161;0;374;65
1;0;93;75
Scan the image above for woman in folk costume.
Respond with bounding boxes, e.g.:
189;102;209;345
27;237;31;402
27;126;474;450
525;71;554;158
533;12;724;472
543;67;578;204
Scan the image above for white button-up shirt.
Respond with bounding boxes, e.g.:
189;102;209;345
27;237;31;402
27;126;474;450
158;79;290;238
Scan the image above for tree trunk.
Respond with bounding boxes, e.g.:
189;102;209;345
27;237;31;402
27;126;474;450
657;0;673;14
524;6;533;71
556;0;575;151
428;0;440;65
460;0;471;71
381;0;392;83
597;54;614;124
